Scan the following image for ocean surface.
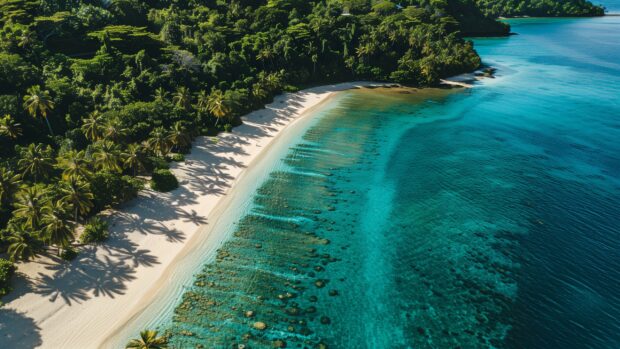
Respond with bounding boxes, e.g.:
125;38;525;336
152;14;620;349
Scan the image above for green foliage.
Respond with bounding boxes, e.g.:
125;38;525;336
126;330;167;349
0;53;37;94
90;172;141;211
88;25;164;54
0;258;15;298
0;0;37;24
146;156;169;172
475;0;604;17
151;169;178;192
167;153;185;162
60;246;78;261
79;216;109;244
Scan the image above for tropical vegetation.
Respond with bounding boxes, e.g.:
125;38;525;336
125;330;168;349
476;0;605;17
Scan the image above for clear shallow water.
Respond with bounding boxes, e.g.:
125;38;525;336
159;16;620;349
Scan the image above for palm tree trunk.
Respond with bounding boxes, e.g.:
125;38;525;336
44;117;54;136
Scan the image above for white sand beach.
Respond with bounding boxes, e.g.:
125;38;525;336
0;82;385;349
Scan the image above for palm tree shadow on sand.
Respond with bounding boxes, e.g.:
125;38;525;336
0;308;42;348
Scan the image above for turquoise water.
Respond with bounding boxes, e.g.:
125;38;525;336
160;15;620;349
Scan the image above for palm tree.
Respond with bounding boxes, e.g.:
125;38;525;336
122;143;147;176
17;143;54;182
207;89;231;126
264;72;283;92
0;114;22;139
81;111;105;141
102;118;126;142
126;330;167;349
93;140;122;173
146;127;171;157
153;87;169;103
57;150;91;180
356;42;375;63
172;86;192;111
256;46;274;69
18;30;36;50
23;85;55;135
13;185;48;230
252;82;269;102
42;200;74;255
167;122;191;153
7;226;41;261
195;90;209;113
0;167;21;209
60;177;94;223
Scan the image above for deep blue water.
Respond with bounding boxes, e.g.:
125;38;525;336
159;14;620;349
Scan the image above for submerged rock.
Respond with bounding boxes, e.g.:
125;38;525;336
273;339;287;348
253;321;267;330
314;280;327;288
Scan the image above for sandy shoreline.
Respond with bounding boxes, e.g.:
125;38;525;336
0;82;386;349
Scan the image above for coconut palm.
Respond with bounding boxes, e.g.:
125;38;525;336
146;127;171;157
172;86;192;111
256;46;274;68
93;140;122;173
60;177;94;223
17;143;54;182
42;200;74;255
7;226;41;261
122;143;147;176
18;30;36;50
102;118;126;142
13;185;48;230
57;150;91;180
125;330;167;349
23;85;55;135
206;89;231;126
252;82;269;102
167;122;191;153
81;111;105;141
355;42;376;62
0;167;21;209
264;72;283;92
0;114;22;139
153;87;169;103
196;90;209;113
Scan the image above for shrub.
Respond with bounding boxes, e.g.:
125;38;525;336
223;123;232;132
167;153;184;162
60;247;79;261
90;172;142;211
0;258;15;298
151;169;178;192
145;156;169;172
80;217;109;244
